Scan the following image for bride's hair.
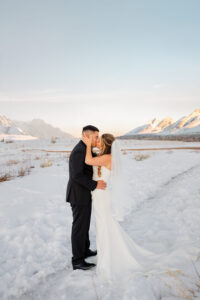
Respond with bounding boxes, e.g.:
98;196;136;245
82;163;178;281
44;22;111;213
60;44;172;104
98;133;115;177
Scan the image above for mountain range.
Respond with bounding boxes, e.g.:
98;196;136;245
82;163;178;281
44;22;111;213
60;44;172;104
125;109;200;136
1;109;200;141
0;115;73;139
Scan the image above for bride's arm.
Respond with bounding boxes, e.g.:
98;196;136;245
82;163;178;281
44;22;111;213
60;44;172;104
82;135;109;166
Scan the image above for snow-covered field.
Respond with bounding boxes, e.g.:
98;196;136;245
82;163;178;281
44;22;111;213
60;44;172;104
0;138;200;300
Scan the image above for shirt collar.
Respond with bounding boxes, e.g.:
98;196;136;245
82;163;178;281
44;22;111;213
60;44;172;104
80;139;86;147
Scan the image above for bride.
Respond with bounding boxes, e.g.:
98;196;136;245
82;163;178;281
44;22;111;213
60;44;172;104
82;133;172;283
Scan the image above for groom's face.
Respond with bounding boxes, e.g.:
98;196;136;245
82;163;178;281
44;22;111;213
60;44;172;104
91;131;99;147
85;131;99;147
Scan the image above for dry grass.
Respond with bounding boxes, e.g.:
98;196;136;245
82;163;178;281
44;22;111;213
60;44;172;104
18;167;31;177
22;158;30;163
34;156;40;160
134;153;150;161
0;166;32;182
7;159;20;166
166;270;195;300
5;140;14;143
166;269;194;299
0;173;11;182
164;260;200;300
18;168;26;177
40;159;52;168
167;150;173;154
51;137;56;143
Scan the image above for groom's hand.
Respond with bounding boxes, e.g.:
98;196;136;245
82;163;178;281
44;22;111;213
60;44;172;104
96;180;107;190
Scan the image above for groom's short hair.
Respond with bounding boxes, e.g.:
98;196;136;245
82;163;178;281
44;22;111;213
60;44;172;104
82;125;99;133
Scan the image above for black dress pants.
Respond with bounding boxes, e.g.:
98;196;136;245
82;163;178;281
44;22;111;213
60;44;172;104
70;202;92;265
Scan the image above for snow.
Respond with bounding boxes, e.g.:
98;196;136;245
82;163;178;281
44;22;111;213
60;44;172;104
0;134;38;141
0;139;200;299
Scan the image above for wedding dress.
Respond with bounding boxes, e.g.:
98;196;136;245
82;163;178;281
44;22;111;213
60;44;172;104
91;165;178;283
90;139;199;284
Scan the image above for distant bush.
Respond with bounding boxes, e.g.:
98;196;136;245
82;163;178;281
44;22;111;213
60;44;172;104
5;140;14;143
51;136;56;143
7;159;20;166
40;159;52;168
0;138;4;142
34;156;40;160
134;153;150;161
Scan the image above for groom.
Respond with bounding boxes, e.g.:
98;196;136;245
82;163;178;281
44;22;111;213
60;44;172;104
66;125;107;270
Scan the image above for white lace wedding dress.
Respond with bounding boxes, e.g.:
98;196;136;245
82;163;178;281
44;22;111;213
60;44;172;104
91;165;175;283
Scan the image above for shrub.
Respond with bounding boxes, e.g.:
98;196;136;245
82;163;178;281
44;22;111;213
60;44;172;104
134;153;150;161
34;156;40;160
40;159;52;168
5;140;14;143
7;159;20;166
0;173;11;182
51;136;56;143
18;168;26;177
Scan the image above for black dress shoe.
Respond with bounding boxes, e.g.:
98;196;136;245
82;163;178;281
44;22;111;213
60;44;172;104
73;260;96;270
84;249;97;259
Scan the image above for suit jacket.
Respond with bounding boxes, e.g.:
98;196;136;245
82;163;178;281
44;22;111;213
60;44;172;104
66;140;98;206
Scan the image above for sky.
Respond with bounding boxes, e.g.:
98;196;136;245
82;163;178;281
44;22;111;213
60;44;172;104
0;0;199;137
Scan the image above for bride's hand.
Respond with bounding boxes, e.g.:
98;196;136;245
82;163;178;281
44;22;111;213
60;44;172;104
82;134;92;146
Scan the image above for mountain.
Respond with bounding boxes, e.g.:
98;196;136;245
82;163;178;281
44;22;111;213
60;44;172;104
0;115;74;139
161;109;200;135
126;117;174;135
0;115;25;135
126;118;160;135
125;109;200;136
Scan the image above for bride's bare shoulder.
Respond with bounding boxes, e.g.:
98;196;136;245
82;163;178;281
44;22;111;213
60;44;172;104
101;154;111;168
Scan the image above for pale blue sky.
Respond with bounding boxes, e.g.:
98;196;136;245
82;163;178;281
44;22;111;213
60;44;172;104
0;0;199;137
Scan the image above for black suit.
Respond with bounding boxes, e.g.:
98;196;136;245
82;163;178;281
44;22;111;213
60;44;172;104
66;140;98;264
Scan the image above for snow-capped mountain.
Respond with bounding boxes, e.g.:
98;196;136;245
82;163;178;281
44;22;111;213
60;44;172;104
126;118;160;135
0;115;25;135
0;115;73;139
161;109;200;135
126;117;174;135
125;109;200;136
